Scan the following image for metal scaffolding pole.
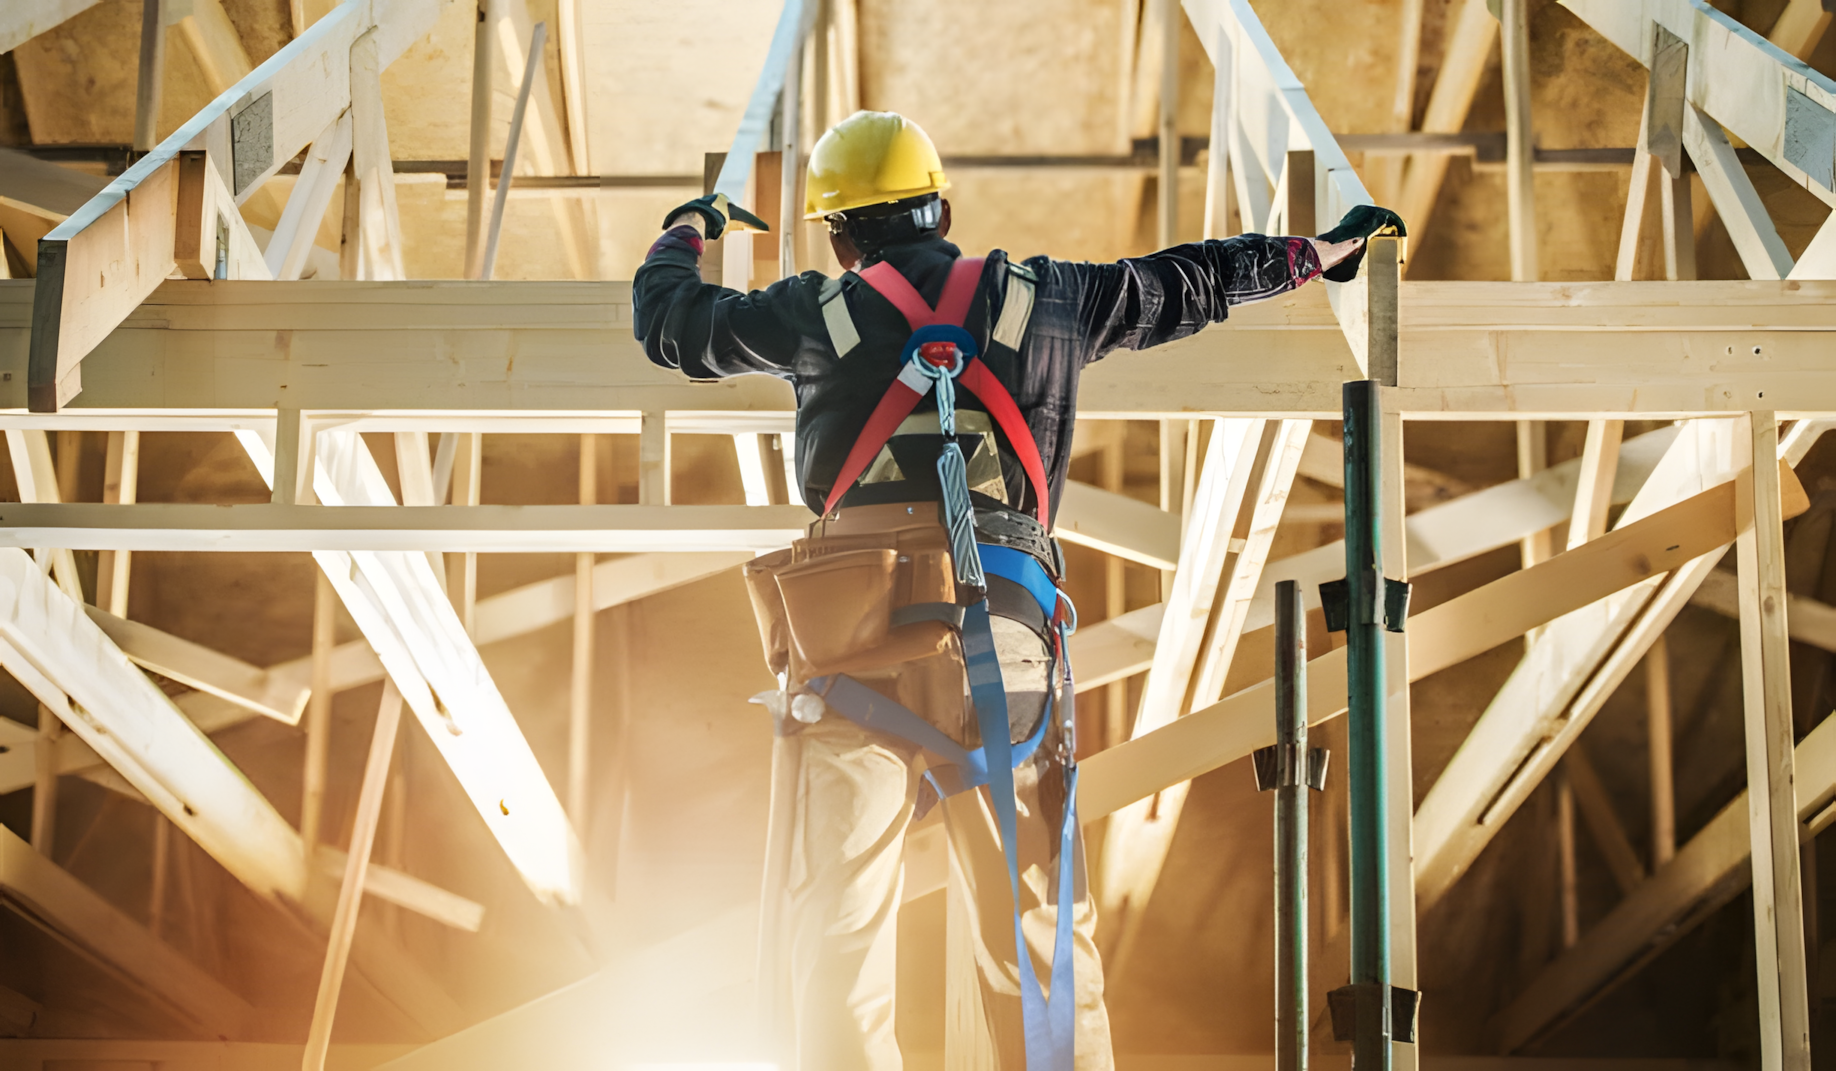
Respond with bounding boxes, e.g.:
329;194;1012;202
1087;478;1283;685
1255;579;1327;1071
1327;379;1418;1067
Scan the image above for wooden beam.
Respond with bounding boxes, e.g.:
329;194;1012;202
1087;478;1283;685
464;0;496;279
302;682;404;1071
267;112;354;281
95;430;139;616
1502;0;1538;282
0;0;104;53
1565;419;1624;550
134;0;166;154
31;704;60;856
1685;105;1793;281
1692;565;1836;653
173;150;272;281
0;547;313;903
1565;743;1646;895
1561;0;1836;211
350;29;406;281
1647;635;1676;868
20;278;1836;418
1492;686;1836;1050
244;427;585;904
174;0;254;98
1054;479;1183;570
567;434;594;828
1736;411;1813;1069
27;0;459;409
0;820;251;1036
85;604;308;724
5;428;85;601
1396;0;1496;247
1413;422;1804;910
0;502;816;552
1078;454;1810;823
1769;0;1833;60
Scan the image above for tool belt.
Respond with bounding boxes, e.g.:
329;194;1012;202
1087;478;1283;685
744;500;1060;744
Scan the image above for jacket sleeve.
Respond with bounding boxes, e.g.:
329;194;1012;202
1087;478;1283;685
1053;233;1322;364
631;224;817;380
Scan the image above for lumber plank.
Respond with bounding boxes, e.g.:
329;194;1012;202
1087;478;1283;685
1078;456;1811;822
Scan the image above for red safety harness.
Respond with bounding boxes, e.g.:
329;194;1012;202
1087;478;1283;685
819;256;1053;524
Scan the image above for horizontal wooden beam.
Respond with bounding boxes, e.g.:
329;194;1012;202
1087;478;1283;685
1691;565;1836;654
1078;457;1809;821
27;0;459;410
9;279;1836;418
0;821;253;1036
0;0;103;53
1055;479;1183;570
0;503;814;553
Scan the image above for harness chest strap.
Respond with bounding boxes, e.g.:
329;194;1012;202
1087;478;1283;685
817;257;1050;523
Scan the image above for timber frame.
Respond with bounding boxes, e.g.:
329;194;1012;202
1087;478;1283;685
4;0;1836;1063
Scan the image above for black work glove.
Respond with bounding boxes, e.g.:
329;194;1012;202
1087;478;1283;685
661;193;770;241
1316;205;1407;282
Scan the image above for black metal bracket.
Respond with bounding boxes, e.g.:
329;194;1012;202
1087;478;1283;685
1326;982;1421;1045
1383;576;1412;633
1319;578;1349;632
1252;745;1330;792
1320;574;1411;634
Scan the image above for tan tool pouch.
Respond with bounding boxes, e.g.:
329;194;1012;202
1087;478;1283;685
742;511;965;706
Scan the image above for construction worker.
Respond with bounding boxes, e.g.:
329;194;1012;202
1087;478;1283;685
634;111;1393;1071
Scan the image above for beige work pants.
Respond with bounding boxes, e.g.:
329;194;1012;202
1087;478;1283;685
767;712;1114;1070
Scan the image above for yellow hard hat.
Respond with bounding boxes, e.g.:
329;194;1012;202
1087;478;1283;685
804;111;950;220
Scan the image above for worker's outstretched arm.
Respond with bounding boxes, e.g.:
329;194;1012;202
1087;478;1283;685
632;207;817;381
1067;205;1399;363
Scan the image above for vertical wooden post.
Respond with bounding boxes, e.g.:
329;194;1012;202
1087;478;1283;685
1103;424;1129;748
1202;20;1234;239
1380;392;1419;1070
1156;0;1180;248
1284;150;1316;239
302;571;336;854
1556;766;1579;948
301;682;405;1071
1736;411;1812;1071
1565;420;1625;550
446;433;483;635
779;16;806;282
32;704;61;856
568;434;597;827
149;814;169;937
350;28;405;281
639;411;670;506
1501;0;1538;283
1660;167;1697;281
1516;420;1550;581
135;0;166;153
1647;635;1676;868
465;0;497;279
98;430;140;617
338;155;361;280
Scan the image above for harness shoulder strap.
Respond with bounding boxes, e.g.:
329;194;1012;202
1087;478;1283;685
859;257;985;329
819;276;861;358
991;262;1036;354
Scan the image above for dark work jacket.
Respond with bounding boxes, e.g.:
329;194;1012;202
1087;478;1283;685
632;229;1322;526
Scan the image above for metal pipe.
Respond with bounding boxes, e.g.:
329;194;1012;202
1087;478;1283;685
1273;578;1308;1071
480;21;546;281
1343;378;1391;1068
